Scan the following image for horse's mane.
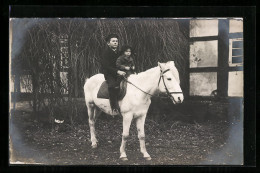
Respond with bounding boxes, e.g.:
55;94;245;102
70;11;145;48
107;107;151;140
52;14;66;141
128;66;159;81
137;66;158;76
128;62;180;83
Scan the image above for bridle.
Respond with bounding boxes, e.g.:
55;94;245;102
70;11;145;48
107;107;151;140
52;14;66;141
123;66;183;102
158;67;183;103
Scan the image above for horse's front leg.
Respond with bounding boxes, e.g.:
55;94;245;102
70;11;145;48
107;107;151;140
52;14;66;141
136;115;151;160
120;113;133;161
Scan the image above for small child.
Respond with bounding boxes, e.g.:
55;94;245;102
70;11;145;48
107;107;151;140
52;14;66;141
116;45;136;77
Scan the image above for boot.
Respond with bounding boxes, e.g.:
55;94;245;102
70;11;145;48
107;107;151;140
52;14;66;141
108;87;120;114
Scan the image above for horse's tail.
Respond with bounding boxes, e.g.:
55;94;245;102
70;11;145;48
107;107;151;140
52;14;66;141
84;74;103;104
84;77;93;107
83;77;89;95
84;77;88;85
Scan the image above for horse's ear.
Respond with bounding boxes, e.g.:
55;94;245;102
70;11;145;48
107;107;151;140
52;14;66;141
167;61;175;66
158;62;162;68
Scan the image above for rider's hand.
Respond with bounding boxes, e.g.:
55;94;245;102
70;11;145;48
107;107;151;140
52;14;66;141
117;70;126;76
125;66;130;70
131;66;135;70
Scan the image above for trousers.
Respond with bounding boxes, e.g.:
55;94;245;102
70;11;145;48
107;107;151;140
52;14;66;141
105;75;120;110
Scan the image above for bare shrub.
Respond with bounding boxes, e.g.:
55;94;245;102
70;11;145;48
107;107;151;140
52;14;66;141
12;18;189;126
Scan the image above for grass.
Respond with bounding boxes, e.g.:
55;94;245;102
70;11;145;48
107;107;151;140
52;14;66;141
10;101;235;165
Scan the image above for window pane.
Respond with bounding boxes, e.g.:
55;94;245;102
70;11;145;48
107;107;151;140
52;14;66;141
190;72;217;96
60;72;68;94
190;40;218;68
229;19;243;33
228;71;243;97
232;40;243;48
20;75;33;93
190;20;218;37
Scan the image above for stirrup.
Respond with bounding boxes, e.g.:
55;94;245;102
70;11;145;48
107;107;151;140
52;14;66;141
112;109;119;114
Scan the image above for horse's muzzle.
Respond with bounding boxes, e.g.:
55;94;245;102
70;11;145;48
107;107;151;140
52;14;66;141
171;94;184;104
178;97;182;103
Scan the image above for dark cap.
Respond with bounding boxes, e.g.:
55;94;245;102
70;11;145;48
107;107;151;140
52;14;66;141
105;34;119;42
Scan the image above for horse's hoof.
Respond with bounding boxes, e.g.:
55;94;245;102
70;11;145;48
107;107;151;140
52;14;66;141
120;157;128;161
91;144;97;149
144;157;152;161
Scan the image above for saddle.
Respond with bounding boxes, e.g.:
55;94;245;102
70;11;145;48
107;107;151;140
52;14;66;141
97;79;127;100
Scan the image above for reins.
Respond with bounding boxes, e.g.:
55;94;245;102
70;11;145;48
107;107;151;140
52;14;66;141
122;66;183;100
123;76;160;98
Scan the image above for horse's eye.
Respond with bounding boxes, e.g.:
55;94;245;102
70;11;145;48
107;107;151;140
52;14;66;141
167;78;171;81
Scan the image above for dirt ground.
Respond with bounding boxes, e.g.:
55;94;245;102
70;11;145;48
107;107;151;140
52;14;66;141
9;101;243;165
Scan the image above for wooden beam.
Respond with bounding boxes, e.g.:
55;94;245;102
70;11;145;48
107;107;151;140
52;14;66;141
189;67;218;73
181;19;191;99
229;32;243;39
229;66;243;71
217;19;229;98
190;36;218;42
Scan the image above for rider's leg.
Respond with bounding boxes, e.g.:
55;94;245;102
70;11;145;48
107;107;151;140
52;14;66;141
108;87;119;110
107;77;120;113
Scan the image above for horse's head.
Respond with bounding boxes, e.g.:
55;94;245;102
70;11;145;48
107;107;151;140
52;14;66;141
157;61;184;104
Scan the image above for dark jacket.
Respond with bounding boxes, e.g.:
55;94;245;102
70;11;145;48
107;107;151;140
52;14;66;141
100;46;119;80
116;55;135;71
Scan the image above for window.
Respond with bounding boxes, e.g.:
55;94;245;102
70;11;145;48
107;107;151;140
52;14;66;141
20;75;33;93
229;19;243;33
60;72;68;94
190;20;218;37
228;71;243;97
229;38;243;67
190;40;218;68
190;72;217;96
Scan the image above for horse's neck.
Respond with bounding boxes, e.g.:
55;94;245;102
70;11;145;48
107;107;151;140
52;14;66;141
129;66;160;99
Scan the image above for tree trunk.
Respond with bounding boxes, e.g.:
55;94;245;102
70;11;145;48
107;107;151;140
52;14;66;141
32;73;39;116
74;62;79;98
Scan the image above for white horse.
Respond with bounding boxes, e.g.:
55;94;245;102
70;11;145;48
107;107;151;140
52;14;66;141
84;61;184;161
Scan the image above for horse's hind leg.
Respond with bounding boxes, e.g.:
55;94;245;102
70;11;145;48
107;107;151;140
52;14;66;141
136;115;151;160
87;103;100;148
